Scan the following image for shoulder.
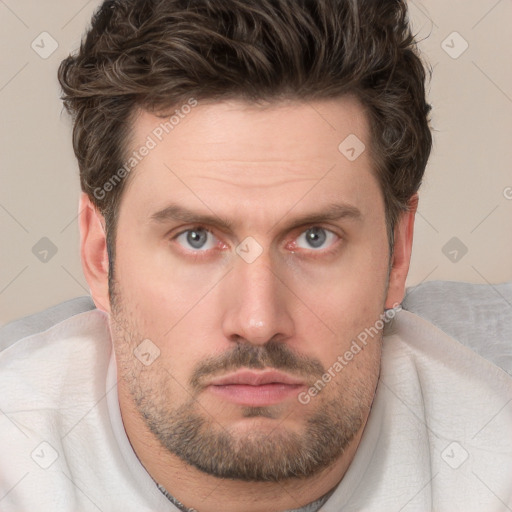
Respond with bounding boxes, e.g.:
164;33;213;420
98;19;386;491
0;307;111;383
0;307;112;439
380;309;512;503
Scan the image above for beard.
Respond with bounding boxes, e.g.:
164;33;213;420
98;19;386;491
109;279;378;482
137;394;366;482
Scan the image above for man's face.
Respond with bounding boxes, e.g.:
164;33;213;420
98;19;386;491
108;97;391;481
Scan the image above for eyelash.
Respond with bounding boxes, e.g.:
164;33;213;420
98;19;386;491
169;225;343;261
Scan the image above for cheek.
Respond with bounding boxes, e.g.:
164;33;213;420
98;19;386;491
293;248;388;384
316;319;383;397
112;252;231;391
114;230;222;331
298;244;389;338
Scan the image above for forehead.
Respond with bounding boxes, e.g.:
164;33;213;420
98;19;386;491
118;96;381;226
130;95;370;168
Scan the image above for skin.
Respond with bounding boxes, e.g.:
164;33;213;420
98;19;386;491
79;96;417;512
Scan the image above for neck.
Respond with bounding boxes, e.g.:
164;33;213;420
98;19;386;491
118;385;367;512
157;481;336;512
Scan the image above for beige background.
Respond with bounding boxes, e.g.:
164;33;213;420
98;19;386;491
1;0;511;326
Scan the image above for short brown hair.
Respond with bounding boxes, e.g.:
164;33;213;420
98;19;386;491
58;0;432;279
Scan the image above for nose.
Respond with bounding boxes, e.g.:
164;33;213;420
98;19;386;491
221;249;295;346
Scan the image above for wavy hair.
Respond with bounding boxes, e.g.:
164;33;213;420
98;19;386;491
58;0;432;275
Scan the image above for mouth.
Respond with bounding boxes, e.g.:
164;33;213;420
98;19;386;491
206;369;306;407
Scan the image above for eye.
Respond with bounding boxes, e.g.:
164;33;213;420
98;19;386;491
175;227;218;251
295;227;338;251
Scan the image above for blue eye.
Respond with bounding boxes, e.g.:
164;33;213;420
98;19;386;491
175;228;217;251
172;225;340;259
295;227;336;250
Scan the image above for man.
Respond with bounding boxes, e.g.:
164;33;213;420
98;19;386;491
1;0;511;510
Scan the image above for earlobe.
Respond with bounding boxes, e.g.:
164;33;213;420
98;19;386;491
384;194;419;309
78;192;111;314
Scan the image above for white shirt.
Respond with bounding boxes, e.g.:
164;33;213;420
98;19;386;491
0;308;511;511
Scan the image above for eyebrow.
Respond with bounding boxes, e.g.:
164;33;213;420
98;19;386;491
149;201;362;232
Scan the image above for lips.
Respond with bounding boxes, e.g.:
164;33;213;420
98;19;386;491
209;370;305;387
207;370;306;407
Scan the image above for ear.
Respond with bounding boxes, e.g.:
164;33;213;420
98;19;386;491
78;192;111;314
384;193;418;309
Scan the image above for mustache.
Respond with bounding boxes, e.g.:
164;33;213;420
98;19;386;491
189;341;326;391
